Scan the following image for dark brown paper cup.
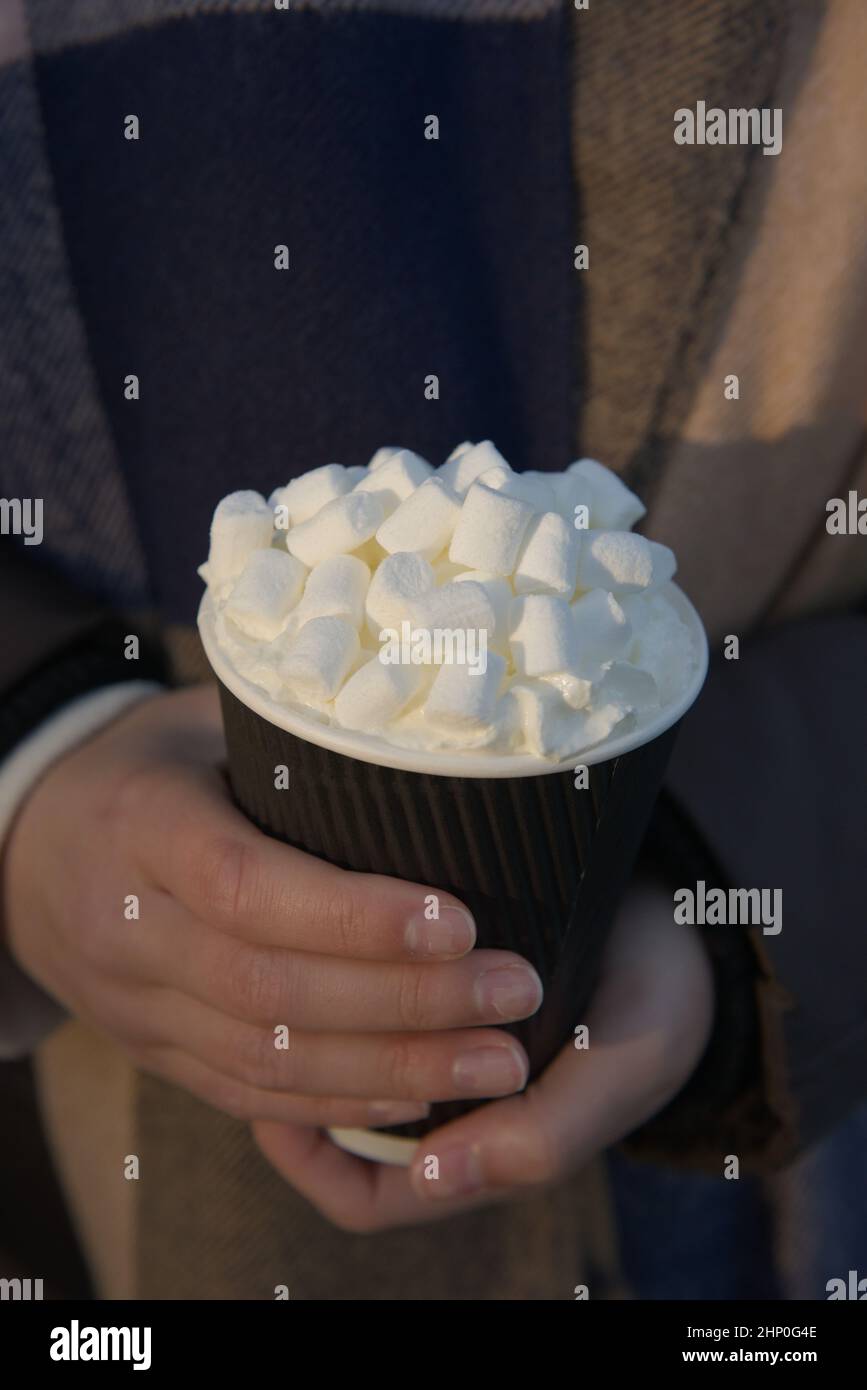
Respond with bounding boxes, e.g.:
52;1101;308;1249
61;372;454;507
199;586;707;1164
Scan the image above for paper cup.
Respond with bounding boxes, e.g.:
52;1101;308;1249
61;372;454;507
198;585;708;1164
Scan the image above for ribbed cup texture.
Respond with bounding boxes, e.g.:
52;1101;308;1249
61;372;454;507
217;683;676;1139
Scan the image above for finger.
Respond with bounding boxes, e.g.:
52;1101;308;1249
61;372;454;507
405;909;715;1205
253;908;713;1233
132;984;530;1103
121;901;542;1032
134;1045;433;1130
252;1120;517;1234
135;763;477;962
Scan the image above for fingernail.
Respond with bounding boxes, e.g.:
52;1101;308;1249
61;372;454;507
405;905;476;958
414;1145;485;1200
452;1043;527;1096
475;963;543;1020
367;1100;431;1126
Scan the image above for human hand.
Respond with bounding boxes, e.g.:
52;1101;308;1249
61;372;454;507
253;878;714;1229
2;685;541;1131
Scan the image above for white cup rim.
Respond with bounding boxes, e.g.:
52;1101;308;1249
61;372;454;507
197;583;708;780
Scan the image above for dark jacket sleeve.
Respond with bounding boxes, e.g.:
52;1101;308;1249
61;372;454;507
622;612;867;1173
0;541;166;760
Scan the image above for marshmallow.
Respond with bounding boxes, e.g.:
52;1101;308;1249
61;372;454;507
449;482;534;575
375;477;461;559
574;702;631;750
286;491;383;567
509;595;578;677
295;554;370;630
513;511;579;597
540;671;592;710
214;611;290;701
353;449;432;514
627;593;695;703
576;530;656;594
222;548;308;641
511;680;632;757
202;442;693;762
595;661;659;715
409;580;497;664
569;589;632;679
647;539;677;587
452;570;513;653
439;440;509;496
334;656;423;730
423;651;506;736
203;491;274;591
568;458;646;530
280;615;359;701
549;471;593;530
273;464;353;527
367;447;401;472
365;550;435;640
503;680;587;759
478;464;556;514
432;555;471;584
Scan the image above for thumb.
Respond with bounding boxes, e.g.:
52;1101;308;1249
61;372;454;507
408;896;714;1202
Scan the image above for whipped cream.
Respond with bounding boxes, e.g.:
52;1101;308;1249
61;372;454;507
199;445;698;761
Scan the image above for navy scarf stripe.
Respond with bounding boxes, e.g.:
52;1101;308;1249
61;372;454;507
34;6;578;623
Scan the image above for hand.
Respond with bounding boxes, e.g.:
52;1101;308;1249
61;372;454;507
253;879;714;1229
2;685;541;1131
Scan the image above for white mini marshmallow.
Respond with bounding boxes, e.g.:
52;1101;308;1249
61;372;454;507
452;570;513;653
576;530;656;594
570;589;632;679
540;671;592;710
409;580;497;661
203;491;274;591
439;439;509;496
222;548;308;641
647;539;677;587
423;651;506;735
431;556;470;584
478;464;556;514
595;661;659;715
345;465;368;485
626;593;695;703
333;656;422;730
503;680;587;759
295;554;370;630
375;477;461;559
568;458;646;530
213;610;289;700
365;550;435;640
616;593;651;660
439;440;472;471
280;615;359;701
449;482;534;575
575;702;630;749
286;491;383;567
273;464;353;527
512;680;630;757
549;471;594;530
509;594;578;676
367;446;401;472
513;511;579;596
353;449;433;514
